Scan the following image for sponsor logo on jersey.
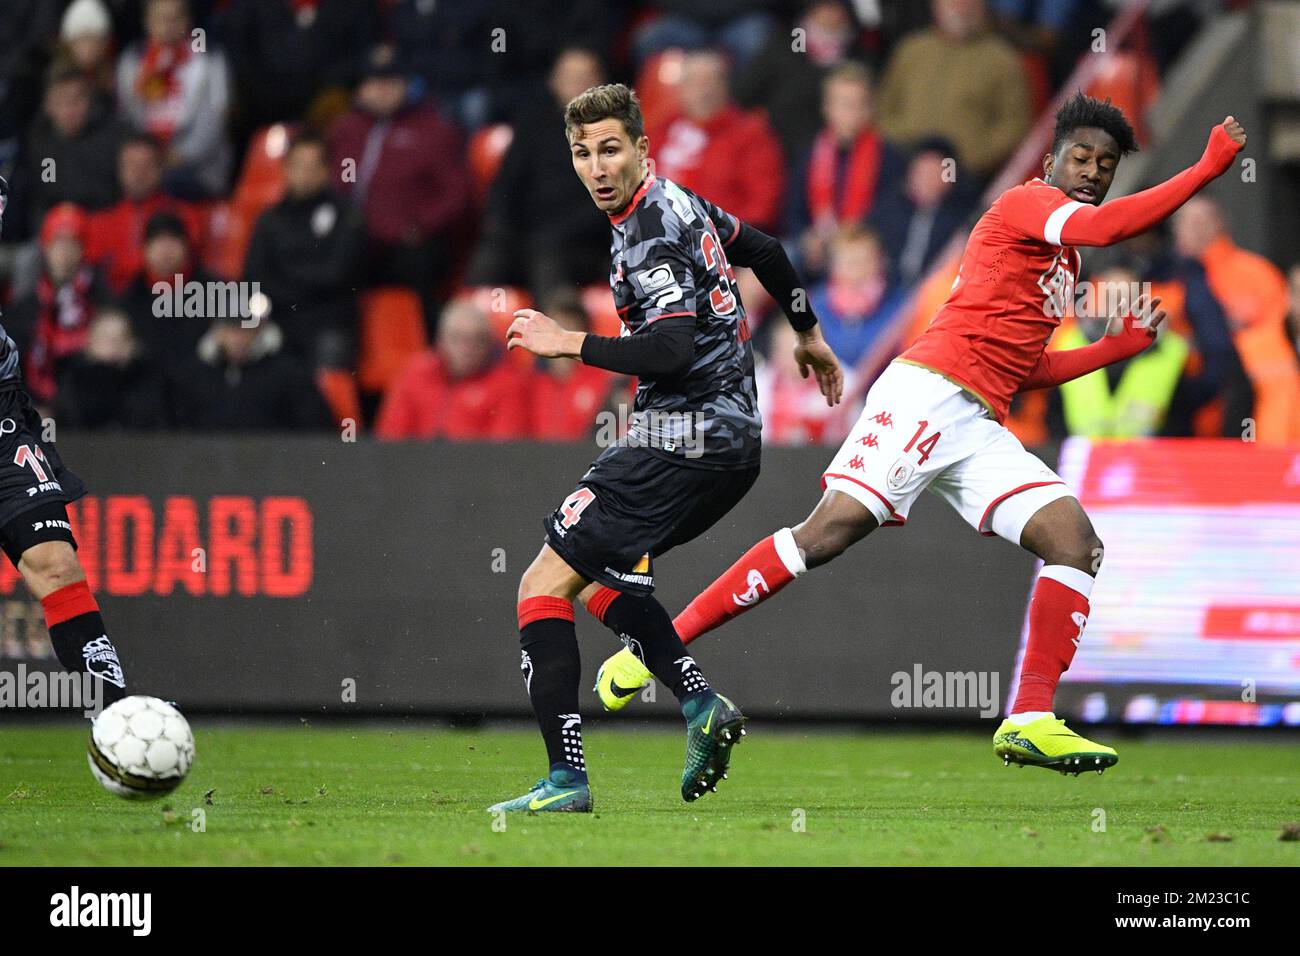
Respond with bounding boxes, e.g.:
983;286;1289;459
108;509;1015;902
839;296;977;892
633;264;683;309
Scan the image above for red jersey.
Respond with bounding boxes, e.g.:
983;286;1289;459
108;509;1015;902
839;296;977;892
899;178;1085;422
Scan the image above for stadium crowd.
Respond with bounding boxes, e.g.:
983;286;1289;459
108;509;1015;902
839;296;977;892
0;0;1297;443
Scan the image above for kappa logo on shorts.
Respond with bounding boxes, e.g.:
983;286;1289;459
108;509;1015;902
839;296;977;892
887;457;914;491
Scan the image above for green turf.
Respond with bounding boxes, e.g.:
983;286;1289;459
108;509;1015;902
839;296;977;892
2;722;1298;865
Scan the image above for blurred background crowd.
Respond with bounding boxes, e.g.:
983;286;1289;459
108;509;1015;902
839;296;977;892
0;0;1297;444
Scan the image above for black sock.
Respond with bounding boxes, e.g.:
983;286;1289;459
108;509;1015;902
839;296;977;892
48;611;127;709
518;601;586;777
601;592;711;705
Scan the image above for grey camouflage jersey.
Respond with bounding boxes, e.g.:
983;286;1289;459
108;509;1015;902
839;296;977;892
608;175;760;469
0;177;22;384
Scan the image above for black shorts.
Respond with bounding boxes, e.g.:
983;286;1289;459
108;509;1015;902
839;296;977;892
544;444;760;596
0;499;78;565
0;389;87;552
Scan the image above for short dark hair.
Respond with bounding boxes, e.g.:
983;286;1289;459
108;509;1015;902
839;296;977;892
564;83;644;144
144;210;189;243
1051;91;1139;157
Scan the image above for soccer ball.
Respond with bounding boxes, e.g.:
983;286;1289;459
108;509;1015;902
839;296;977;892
87;696;195;800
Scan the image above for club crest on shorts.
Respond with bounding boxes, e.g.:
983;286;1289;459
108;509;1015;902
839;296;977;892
887;457;914;491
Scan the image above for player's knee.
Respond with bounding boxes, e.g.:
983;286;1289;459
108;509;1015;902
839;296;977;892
1047;531;1102;573
516;570;544;604
796;512;869;568
515;564;571;604
19;542;83;593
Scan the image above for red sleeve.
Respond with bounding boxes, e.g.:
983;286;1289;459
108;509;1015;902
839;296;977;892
1002;125;1241;249
1018;316;1157;391
1058;126;1241;247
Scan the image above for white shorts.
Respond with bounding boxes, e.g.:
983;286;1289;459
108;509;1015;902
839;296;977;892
822;361;1073;544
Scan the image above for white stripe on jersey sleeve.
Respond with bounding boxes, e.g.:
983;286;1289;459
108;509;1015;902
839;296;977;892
1043;200;1086;246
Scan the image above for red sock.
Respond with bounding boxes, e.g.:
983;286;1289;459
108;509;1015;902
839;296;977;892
585;586;620;624
673;528;806;644
1011;566;1094;714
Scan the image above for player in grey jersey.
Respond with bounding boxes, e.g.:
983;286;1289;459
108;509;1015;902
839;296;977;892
487;84;843;812
0;175;130;714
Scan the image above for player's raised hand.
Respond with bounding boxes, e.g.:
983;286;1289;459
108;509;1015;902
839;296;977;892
507;309;583;359
793;327;845;407
1221;116;1246;149
1106;294;1165;351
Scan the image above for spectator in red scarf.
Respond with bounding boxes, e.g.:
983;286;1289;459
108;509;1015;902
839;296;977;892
85;134;203;294
54;0;117;112
808;224;907;370
375;300;533;441
116;0;232;198
786;62;904;277
6;204;107;408
737;0;873;166
329;45;472;329
526;293;616;441
646;50;785;231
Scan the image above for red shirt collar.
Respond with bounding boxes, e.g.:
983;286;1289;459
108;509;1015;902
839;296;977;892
608;173;656;226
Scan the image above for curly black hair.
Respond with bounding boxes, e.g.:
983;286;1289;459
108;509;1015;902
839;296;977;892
1050;91;1139;157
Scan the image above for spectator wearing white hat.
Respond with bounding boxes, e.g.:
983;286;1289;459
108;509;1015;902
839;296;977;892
57;0;116;111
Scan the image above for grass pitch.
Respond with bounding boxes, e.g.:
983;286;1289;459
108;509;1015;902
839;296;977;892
2;721;1297;866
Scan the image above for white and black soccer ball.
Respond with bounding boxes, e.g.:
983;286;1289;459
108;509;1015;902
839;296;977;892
87;696;195;800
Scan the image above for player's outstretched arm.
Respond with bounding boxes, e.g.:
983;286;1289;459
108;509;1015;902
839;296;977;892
1057;118;1245;247
1018;298;1167;391
507;308;695;379
726;221;844;405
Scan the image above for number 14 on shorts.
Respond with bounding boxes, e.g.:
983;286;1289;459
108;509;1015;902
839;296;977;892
904;420;942;466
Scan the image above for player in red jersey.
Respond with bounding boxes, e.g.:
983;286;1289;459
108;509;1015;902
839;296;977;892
595;94;1247;773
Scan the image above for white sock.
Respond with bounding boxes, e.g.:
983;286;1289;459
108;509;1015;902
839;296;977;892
1007;710;1053;725
772;527;807;576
